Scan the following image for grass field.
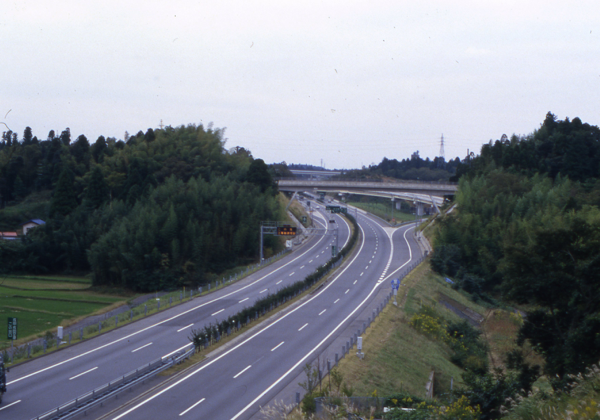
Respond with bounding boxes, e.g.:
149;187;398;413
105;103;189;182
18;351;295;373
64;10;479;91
0;275;127;349
348;201;418;224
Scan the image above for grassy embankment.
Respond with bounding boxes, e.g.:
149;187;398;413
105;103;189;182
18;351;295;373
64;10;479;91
348;201;417;225
288;200;312;228
331;263;484;397
330;261;528;400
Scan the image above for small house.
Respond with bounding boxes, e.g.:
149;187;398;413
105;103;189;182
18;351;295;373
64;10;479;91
20;219;46;235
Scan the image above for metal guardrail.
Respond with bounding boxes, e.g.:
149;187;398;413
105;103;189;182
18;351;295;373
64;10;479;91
31;347;195;420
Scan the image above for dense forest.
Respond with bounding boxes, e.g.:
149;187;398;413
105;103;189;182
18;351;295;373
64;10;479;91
431;112;600;393
338;151;461;182
0;124;283;291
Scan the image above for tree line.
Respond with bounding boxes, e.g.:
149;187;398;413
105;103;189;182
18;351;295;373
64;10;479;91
431;112;600;391
338;151;461;182
0;124;282;291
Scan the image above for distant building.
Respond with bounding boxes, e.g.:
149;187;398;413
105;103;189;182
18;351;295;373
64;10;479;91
20;219;46;235
0;232;18;241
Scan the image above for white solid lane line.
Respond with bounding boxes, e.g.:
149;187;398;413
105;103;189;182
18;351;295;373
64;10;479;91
233;365;252;379
0;400;21;411
298;323;308;331
179;398;205;416
69;367;98;380
271;342;285;352
177;323;194;332
239;298;249;303
211;309;225;316
319;309;326;316
132;342;153;353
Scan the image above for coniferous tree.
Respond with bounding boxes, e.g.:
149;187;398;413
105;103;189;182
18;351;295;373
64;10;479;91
84;166;109;209
50;168;78;218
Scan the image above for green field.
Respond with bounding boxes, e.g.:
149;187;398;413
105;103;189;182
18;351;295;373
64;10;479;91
0;275;126;349
348;201;418;224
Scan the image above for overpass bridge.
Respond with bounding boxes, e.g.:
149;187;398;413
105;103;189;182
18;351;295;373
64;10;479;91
278;179;457;196
278;179;458;213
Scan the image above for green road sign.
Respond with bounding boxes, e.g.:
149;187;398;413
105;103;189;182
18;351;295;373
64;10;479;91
7;317;17;340
325;205;348;214
331;245;337;256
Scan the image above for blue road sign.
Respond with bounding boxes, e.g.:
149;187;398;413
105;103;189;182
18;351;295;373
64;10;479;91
391;278;400;290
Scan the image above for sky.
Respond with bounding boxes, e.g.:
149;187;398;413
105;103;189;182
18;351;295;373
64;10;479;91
1;1;599;169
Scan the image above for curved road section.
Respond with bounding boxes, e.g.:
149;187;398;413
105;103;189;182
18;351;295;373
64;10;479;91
2;208;350;420
106;213;421;420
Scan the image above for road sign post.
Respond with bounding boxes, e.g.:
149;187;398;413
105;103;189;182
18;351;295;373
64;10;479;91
7;317;17;340
8;317;17;352
260;222;298;261
391;278;401;306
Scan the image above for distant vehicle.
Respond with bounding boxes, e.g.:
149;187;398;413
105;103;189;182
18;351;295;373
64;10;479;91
0;360;7;404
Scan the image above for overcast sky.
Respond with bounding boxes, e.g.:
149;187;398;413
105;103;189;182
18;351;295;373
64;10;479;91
2;1;599;169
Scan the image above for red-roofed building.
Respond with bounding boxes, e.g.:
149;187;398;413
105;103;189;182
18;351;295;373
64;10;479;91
0;232;18;241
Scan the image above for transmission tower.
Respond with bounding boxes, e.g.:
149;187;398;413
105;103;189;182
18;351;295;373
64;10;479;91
438;134;446;168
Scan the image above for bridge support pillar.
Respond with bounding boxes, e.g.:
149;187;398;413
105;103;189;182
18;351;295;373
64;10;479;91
417;202;424;216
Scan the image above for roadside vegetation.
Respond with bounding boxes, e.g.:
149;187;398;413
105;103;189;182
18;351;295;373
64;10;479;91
0;274;127;348
0;124;283;292
281;113;600;420
348;197;417;224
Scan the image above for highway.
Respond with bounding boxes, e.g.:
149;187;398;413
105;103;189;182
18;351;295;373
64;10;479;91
103;210;420;420
2;206;350;420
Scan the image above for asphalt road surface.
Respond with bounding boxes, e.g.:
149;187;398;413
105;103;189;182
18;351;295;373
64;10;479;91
2;207;351;420
103;211;420;420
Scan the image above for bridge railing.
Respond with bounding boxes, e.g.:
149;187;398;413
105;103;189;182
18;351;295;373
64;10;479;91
275;177;457;186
